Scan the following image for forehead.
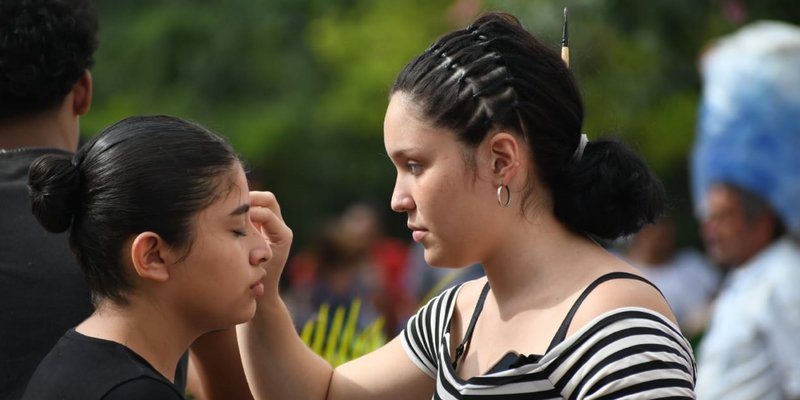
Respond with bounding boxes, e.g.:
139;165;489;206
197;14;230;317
204;164;249;212
384;93;455;153
706;185;744;214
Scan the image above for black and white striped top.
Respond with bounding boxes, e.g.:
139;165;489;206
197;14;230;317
401;278;696;399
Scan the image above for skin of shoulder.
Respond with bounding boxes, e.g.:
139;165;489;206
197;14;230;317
453;277;490;309
450;257;678;338
449;277;490;347
566;271;678;337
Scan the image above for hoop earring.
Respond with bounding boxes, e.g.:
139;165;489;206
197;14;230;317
496;185;511;207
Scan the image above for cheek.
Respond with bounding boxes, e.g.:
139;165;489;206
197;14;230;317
434;183;487;238
421;175;460;218
723;219;748;241
193;239;244;279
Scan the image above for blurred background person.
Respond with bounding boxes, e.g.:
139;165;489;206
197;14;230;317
0;2;98;397
339;203;411;334
283;203;410;335
404;243;484;311
622;216;721;339
691;20;800;400
310;217;381;331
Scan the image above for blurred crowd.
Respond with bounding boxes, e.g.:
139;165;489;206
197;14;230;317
280;202;484;336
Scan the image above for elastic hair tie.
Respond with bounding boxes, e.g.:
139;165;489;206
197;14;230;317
571;133;588;163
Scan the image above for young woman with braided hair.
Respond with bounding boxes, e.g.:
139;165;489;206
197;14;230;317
239;12;696;399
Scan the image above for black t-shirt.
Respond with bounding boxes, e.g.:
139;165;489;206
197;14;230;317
0;149;93;399
22;329;184;399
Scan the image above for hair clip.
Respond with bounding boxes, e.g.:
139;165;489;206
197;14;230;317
561;8;570;68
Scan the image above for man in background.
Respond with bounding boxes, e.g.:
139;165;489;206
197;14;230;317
691;21;800;400
1;1;96;397
622;216;720;338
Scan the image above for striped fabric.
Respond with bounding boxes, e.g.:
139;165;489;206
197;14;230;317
401;284;696;399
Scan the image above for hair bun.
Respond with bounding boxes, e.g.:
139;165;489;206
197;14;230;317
28;153;81;233
553;138;665;240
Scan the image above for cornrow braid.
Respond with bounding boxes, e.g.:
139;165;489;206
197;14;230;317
399;20;523;146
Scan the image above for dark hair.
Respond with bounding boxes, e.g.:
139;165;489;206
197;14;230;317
28;115;241;304
391;12;663;239
0;0;98;120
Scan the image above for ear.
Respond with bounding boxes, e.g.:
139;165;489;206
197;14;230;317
130;232;171;283
72;70;93;116
487;132;522;185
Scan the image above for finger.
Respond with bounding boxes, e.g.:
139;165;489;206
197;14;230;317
249;191;283;220
249;206;292;246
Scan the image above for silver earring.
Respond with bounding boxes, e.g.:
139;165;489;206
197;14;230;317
496;185;511;207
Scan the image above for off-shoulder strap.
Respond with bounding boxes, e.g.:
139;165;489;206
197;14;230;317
547;272;662;352
452;282;491;369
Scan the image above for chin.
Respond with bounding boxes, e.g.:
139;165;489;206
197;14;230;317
236;303;258;324
213;304;257;329
423;250;463;269
423;250;444;267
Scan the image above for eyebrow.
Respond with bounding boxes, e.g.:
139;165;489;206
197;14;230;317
229;204;250;216
388;147;422;159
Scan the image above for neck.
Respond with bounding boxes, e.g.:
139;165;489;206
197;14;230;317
0;105;79;152
480;211;613;315
76;297;198;382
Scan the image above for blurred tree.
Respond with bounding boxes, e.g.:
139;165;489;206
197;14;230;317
89;0;321;157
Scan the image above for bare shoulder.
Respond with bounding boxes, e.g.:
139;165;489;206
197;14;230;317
447;276;488;340
567;267;678;336
452;276;489;312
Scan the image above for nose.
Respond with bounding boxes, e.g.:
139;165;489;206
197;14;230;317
700;217;717;241
249;226;272;266
390;176;414;213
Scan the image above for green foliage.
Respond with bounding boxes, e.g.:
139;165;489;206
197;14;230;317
307;0;454;133
299;299;387;366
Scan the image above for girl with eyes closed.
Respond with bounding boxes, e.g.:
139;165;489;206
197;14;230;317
239;12;696;399
23;115;289;399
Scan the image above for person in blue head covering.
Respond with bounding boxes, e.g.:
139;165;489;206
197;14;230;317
692;20;800;400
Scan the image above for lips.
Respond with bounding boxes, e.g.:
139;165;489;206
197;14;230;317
250;273;266;296
408;223;428;243
250;281;265;296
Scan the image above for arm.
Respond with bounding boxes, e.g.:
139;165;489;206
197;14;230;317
237;293;333;400
238;192;435;400
330;336;435;399
238;300;434;400
187;328;253;400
